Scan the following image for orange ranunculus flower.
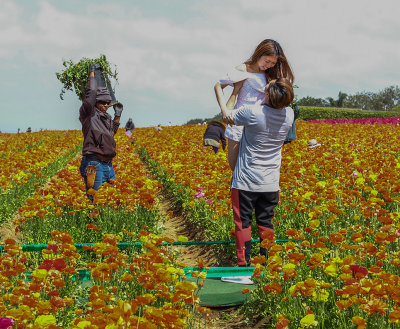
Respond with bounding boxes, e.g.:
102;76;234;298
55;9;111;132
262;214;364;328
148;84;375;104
374;232;388;244
261;228;275;242
360;298;388;316
287;252;305;265
136;294;156;306
284;241;296;251
266;255;283;272
336;299;352;310
329;232;345;245
352;316;367;329
252;256;266;265
87;223;102;231
263;282;282;295
242;288;251;294
306;253;323;269
276;313;290;329
50;296;65;309
389;309;400;323
286;228;298;236
196;257;205;270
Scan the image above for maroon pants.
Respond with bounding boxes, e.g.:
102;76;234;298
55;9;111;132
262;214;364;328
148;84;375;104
231;188;279;266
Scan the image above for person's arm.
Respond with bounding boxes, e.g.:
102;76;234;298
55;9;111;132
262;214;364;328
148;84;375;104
214;82;232;124
112;103;123;134
226;80;244;110
231;105;253;127
80;70;97;119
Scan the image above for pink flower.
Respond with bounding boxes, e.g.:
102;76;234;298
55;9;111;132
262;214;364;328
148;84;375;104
195;192;205;199
197;187;204;192
206;199;213;205
0;317;15;329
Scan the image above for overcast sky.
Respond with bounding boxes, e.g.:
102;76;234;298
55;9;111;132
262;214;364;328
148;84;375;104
1;0;399;132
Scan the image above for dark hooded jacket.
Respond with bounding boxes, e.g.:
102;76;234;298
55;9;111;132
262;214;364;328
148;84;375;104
203;122;226;150
79;77;120;160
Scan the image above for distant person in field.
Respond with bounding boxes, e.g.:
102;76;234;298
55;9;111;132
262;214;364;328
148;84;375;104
229;78;294;267
26;127;32;133
203;121;226;154
79;64;124;201
125;118;135;133
214;39;294;171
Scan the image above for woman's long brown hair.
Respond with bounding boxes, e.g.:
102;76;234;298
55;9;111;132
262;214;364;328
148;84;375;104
245;39;294;84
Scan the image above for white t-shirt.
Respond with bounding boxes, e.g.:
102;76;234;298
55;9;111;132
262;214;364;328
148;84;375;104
220;65;266;142
231;103;294;192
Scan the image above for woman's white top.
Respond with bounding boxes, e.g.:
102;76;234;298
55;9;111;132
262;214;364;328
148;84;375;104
219;65;267;142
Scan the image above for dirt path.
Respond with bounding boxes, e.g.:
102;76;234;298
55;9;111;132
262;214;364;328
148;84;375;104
0;220;22;244
156;192;260;328
157;192;221;267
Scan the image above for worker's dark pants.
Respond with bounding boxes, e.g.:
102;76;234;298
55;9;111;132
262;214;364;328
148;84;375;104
231;188;279;266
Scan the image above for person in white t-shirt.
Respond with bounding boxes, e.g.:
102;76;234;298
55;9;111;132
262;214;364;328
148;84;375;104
229;78;294;267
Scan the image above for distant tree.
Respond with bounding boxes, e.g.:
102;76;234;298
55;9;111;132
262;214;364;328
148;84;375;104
325;91;348;107
325;97;336;107
343;86;399;111
297;96;329;107
343;92;373;110
336;91;348;107
186;118;204;125
372;85;400;111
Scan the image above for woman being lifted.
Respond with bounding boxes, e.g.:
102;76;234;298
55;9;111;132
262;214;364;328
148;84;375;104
214;39;294;171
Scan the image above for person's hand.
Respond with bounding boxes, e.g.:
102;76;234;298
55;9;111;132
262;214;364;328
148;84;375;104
222;113;234;126
113;103;123;117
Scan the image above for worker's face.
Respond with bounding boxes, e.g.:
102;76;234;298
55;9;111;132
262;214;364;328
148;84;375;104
257;56;278;72
96;100;111;113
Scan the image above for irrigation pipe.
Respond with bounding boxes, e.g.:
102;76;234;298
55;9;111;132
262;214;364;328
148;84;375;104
0;239;296;253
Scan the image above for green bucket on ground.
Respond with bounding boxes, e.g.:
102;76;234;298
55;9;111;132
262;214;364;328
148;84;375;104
186;267;256;307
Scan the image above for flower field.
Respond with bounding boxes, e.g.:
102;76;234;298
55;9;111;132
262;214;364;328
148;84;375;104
1;117;400;328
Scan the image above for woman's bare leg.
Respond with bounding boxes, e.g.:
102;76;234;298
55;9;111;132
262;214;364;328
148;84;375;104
227;139;240;171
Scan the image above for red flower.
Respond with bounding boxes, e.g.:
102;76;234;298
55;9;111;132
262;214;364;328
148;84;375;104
349;264;368;279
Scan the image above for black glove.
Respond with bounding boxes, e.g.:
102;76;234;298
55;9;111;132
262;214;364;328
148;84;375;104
113;103;123;117
88;63;102;74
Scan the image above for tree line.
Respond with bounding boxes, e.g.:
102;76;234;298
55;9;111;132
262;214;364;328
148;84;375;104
296;85;400;111
186;85;400;125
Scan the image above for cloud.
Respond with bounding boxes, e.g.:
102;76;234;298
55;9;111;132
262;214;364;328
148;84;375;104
0;0;399;132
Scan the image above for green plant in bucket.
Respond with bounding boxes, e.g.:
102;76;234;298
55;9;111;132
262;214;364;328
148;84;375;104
56;54;118;100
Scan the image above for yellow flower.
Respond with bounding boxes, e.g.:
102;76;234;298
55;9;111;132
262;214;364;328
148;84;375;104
31;269;48;279
34;314;56;326
309;220;320;230
283;263;296;270
324;263;338;277
72;320;92;328
198;272;207;279
300;314;318;327
177;235;188;242
312;289;329;302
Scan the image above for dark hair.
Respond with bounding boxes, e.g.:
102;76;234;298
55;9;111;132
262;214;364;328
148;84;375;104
266;78;294;109
245;39;294;84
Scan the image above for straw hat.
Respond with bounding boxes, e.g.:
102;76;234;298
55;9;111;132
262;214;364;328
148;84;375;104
308;139;321;148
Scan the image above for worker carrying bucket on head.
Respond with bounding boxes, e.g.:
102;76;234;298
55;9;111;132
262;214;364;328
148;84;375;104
78;63;124;202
